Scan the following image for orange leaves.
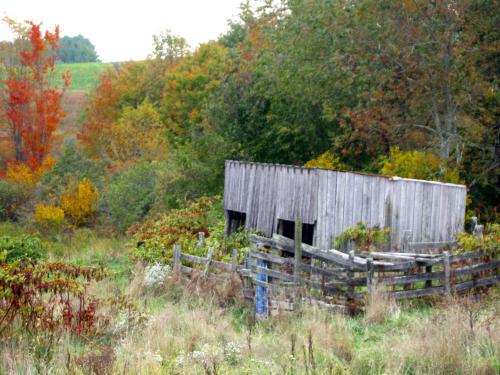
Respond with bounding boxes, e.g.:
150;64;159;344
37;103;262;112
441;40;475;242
78;67;130;158
2;20;69;171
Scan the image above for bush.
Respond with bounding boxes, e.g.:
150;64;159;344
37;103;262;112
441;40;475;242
153;131;227;211
129;196;219;263
102;162;157;232
0;260;105;341
0;235;46;263
5;162;38;185
0;180;29;221
34;203;65;232
334;222;390;252
380;146;462;183
305;150;347;171
60;178;99;227
456;223;500;256
40;141;106;197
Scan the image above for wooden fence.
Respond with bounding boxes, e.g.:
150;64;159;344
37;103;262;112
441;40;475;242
171;231;499;317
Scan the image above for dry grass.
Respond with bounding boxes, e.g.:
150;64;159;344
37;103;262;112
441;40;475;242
383;295;500;375
364;283;400;324
2;255;498;375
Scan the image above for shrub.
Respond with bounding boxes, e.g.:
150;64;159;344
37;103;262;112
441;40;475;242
40;141;106;197
129;196;219;263
102;162;157;232
34;203;65;231
60;178;99;227
0;235;46;263
305;150;347;171
0;180;29;221
334;222;390;252
153;131;227;211
380;146;462;183
456;223;500;256
5;162;37;185
0;260;105;337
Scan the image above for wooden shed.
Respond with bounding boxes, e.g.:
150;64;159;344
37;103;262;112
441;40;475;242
223;160;467;251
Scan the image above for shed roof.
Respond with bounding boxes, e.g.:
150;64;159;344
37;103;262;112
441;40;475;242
225;160;466;189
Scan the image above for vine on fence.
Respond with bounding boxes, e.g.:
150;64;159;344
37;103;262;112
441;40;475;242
334;222;390;252
456;223;500;256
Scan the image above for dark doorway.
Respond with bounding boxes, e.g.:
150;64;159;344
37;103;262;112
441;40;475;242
226;210;246;235
277;219;315;246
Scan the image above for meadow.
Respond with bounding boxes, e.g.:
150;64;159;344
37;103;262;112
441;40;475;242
54;62;112;92
1;222;498;375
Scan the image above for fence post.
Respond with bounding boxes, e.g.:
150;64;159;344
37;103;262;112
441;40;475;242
255;242;269;318
425;265;433;288
443;251;451;298
204;247;213;278
294;219;303;284
348;250;355;313
231;248;238;274
366;257;374;298
197;232;206;248
173;245;181;273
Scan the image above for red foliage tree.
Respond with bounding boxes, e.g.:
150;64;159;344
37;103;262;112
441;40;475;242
3;21;70;170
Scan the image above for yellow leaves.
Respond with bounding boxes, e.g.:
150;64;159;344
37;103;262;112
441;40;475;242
5;156;56;186
34;204;64;231
161;42;230;137
36;155;56;176
305;151;347;171
60;178;99;227
105;100;168;163
6;163;37;185
380;147;463;184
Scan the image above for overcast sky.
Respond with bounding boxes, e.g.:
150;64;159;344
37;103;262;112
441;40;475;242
1;0;245;62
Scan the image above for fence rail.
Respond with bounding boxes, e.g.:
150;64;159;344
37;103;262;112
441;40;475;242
170;229;499;317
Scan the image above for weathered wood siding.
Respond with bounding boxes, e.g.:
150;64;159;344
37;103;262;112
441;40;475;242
224;160;466;250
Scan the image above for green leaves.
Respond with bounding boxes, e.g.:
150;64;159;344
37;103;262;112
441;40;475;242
0;235;46;263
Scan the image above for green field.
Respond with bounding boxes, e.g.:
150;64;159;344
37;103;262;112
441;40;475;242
54;62;112;91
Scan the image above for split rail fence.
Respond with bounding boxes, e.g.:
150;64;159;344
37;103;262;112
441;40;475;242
171;228;499;317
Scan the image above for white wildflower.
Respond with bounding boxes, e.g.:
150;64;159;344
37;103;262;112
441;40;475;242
143;262;171;288
175;352;185;367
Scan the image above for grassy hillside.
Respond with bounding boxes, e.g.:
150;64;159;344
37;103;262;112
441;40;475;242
54;62;112;91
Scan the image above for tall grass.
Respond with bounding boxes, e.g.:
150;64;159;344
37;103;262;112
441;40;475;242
1;226;498;374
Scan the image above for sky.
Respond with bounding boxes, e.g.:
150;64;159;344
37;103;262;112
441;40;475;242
0;0;244;62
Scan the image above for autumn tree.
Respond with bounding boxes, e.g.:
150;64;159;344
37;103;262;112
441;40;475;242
1;19;70;170
151;28;190;63
161;42;230;143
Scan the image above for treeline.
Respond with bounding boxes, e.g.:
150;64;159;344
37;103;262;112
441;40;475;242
1;0;498;233
80;0;497;221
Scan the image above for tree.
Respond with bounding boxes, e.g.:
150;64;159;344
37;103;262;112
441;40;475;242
79;61;170;160
1;20;70;170
151;28;190;64
58;35;98;63
161;42;230;143
105;100;168;163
